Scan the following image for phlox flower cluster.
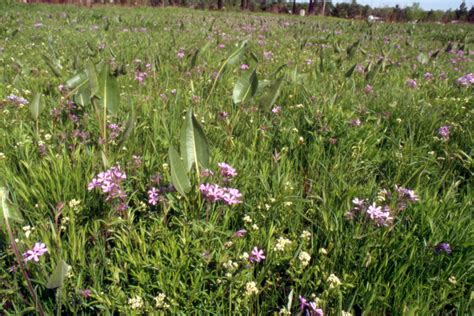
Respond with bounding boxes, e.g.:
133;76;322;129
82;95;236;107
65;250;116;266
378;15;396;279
249;246;265;263
134;63;151;85
456;73;473;86
6;94;28;106
200;183;242;205
23;242;48;263
299;296;323;316
218;162;237;180
438;125;450;140
346;185;418;227
88;166;128;211
200;162;242;205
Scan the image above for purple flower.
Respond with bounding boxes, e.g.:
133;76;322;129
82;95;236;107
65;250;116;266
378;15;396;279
299;296;323;316
395;185;418;202
200;183;225;202
176;49;185;59
355;64;365;74
23;242;48;263
148;187;160;205
240;64;249;70
249;247;265;263
406;79;417;89
218;44;225;49
363;84;373;95
80;289;92;299
218;111;229;120
135;71;148;84
221;187;242;205
218;162;237;179
424;72;434;80
88;166;128;211
201;169;214;177
352;198;365;209
6;94;29;106
438;125;450;140
263;51;273;60
233;229;247;238
299;296;308;311
435;242;452;255
271;106;281;114
456;73;474;86
350;118;361;127
366;203;392;226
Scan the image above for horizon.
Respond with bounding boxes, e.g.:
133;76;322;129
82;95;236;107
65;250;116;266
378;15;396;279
326;0;473;11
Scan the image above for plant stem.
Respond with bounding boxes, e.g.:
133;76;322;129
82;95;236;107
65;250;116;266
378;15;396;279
5;218;45;316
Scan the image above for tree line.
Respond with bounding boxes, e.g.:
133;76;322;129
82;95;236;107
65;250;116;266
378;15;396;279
18;0;474;23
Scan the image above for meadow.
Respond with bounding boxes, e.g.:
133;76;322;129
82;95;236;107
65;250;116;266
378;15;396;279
0;2;473;314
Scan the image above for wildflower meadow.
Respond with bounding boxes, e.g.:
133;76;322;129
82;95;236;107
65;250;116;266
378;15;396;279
0;2;473;314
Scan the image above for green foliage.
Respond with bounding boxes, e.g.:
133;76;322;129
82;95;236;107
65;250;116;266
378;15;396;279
0;3;472;315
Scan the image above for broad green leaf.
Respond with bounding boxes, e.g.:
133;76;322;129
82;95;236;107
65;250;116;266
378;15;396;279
73;83;91;107
227;40;247;67
346;40;360;59
365;59;383;82
117;100;136;148
86;61;99;97
180;109;210;172
29;93;43;121
271;64;287;78
169;146;191;196
417;53;429;65
64;72;88;90
345;63;357;78
232;68;258;104
189;41;211;69
0;187;23;225
98;65;119;115
42;54;62;77
286;289;294;311
46;260;69;289
260;76;284;109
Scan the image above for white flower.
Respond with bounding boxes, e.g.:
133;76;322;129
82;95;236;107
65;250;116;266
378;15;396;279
327;273;342;288
223;260;238;271
0;152;5;160
448;276;457;285
66;265;73;278
128;296;143;309
251;224;259;231
273;237;292;252
342;311;353;316
154;293;170;309
243;215;252;223
300;230;311;241
69;199;81;209
319;248;328;255
22;225;34;239
240;252;249;260
299;251;311;267
245;281;259;296
44;134;52;141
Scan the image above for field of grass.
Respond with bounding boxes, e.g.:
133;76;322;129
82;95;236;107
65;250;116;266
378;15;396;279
0;2;473;314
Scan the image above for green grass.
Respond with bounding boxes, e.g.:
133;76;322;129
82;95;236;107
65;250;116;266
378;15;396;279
0;2;473;314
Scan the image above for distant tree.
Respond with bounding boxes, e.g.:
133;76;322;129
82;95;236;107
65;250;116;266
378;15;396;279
455;1;468;20
308;0;315;14
406;2;425;21
468;6;474;22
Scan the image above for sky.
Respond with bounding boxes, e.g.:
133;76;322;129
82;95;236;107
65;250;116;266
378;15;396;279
331;0;472;10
